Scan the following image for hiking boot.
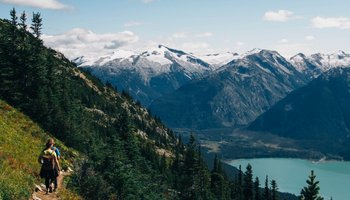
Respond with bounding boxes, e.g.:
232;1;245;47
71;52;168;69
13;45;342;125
53;187;57;192
49;186;53;193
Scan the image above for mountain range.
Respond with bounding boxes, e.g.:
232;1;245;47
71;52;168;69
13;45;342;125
76;45;237;106
76;46;350;130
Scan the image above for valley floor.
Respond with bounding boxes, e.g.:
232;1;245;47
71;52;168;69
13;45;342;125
175;128;344;161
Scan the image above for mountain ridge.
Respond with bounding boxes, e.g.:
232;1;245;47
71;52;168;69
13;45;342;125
248;67;350;159
75;46;350;110
150;49;308;129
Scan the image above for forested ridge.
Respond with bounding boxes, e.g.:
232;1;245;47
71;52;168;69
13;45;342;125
0;9;323;200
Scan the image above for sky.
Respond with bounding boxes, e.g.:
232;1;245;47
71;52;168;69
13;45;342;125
1;0;350;59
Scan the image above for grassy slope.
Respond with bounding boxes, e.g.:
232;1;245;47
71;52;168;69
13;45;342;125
0;99;81;200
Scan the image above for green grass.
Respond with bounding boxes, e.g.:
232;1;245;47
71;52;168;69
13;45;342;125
0;100;80;199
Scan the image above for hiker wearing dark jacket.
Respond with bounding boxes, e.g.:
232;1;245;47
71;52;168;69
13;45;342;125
39;139;61;194
49;139;61;190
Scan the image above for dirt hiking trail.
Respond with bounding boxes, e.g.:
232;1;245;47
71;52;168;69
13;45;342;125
31;171;69;200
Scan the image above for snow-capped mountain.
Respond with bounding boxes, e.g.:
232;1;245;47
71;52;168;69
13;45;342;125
77;45;227;106
290;51;350;79
76;46;350;129
150;49;307;129
197;52;239;69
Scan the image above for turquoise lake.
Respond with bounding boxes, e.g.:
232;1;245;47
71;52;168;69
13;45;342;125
228;158;350;200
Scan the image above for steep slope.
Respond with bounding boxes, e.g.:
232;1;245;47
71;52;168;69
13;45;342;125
150;49;306;129
77;45;215;106
1;18;181;199
0;100;80;199
249;67;350;159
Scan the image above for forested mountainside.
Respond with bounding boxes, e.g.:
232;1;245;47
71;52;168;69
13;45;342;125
249;67;350;160
0;11;287;200
0;13;180;199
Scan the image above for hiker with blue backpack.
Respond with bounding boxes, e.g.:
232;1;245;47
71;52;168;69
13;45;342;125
38;138;61;194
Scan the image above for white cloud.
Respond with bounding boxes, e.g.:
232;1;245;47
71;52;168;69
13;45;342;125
0;0;69;10
305;35;316;41
195;32;213;38
279;38;289;43
172;32;187;39
43;28;139;59
124;21;144;27
263;10;294;22
311;17;350;29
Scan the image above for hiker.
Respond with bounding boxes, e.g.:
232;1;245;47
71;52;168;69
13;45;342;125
47;138;61;191
48;138;61;160
38;138;61;194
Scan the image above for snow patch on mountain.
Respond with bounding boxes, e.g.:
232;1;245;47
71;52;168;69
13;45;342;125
290;51;350;75
79;49;137;67
198;52;239;68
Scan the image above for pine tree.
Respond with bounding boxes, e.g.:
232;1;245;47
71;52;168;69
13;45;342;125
10;8;17;26
211;155;226;199
243;164;254;200
236;165;244;200
19;11;27;33
300;170;324;200
17;10;31;110
271;180;278;200
30;12;42;38
254;177;260;200
263;175;270;200
181;134;200;200
197;146;213;200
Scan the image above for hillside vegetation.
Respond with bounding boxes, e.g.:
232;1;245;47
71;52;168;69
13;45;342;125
0;99;80;199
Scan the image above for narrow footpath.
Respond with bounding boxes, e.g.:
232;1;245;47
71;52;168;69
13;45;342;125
31;171;69;200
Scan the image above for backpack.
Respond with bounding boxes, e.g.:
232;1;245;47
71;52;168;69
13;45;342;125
41;155;55;170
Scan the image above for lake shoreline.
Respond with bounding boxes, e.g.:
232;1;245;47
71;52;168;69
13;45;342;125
223;155;345;165
226;157;350;200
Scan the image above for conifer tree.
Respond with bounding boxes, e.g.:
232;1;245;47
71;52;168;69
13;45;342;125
17;10;31;109
263;175;270;200
211;155;227;199
30;12;42;39
10;8;17;26
181;134;202;199
254;177;261;200
300;170;324;200
237;165;244;200
243;164;254;200
19;11;27;33
8;8;21;102
271;180;278;200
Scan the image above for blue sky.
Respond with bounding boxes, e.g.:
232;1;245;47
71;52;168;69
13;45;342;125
1;0;350;58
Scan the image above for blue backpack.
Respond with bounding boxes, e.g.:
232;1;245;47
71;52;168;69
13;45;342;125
52;147;61;158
